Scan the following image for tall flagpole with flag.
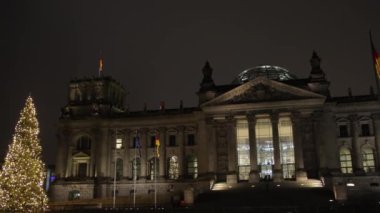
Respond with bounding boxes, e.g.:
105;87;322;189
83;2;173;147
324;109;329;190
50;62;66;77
369;30;380;97
154;129;160;209
99;50;104;77
113;131;117;209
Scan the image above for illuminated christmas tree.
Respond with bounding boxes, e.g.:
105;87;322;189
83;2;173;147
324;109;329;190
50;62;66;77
0;96;48;212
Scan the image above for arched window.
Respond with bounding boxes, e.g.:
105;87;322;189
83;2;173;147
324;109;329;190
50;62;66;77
116;158;123;180
149;157;159;180
362;148;376;173
340;147;353;174
168;156;179;180
132;158;141;180
76;136;91;151
186;155;198;179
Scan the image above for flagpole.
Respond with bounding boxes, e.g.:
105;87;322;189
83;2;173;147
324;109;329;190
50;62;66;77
154;148;157;209
133;131;137;208
369;30;380;98
99;49;103;78
113;143;116;209
154;129;158;209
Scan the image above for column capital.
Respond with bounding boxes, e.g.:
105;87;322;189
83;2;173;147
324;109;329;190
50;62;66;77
247;112;257;123
270;112;279;124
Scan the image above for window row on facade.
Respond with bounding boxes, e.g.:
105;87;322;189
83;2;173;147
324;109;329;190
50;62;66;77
337;116;374;138
339;147;376;174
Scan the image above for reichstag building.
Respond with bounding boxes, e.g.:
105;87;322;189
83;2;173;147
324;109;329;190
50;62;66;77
50;52;380;204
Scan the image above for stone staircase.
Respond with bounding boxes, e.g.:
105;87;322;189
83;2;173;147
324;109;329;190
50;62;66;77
211;178;323;191
211;182;229;191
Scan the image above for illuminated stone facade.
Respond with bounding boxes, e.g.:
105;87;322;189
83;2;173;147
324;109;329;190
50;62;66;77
51;52;380;203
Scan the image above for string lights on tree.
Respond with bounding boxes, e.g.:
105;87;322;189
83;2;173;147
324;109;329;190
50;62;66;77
0;96;48;212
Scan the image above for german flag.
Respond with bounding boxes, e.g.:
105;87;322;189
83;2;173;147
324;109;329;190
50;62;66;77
370;31;380;79
155;130;160;158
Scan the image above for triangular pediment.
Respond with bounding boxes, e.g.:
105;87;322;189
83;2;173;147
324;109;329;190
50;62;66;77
202;77;325;107
72;151;90;158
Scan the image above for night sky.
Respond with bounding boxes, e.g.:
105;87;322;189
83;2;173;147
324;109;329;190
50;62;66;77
1;0;380;164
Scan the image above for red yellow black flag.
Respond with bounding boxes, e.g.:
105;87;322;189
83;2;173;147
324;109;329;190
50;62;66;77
370;31;380;79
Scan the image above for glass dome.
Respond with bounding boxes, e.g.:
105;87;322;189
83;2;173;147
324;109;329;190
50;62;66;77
232;65;297;84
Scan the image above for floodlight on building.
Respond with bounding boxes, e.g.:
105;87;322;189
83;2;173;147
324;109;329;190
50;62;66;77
329;199;334;202
276;184;280;187
346;183;355;187
251;185;255;188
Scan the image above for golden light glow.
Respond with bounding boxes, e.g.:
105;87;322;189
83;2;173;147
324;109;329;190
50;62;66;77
375;57;380;79
99;57;103;73
0;96;48;212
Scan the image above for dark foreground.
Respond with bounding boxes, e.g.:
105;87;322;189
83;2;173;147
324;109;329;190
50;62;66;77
50;183;380;213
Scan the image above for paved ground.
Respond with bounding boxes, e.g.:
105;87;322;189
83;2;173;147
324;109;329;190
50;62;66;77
49;182;380;213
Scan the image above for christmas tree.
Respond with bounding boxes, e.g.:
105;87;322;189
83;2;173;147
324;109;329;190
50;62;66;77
0;96;48;212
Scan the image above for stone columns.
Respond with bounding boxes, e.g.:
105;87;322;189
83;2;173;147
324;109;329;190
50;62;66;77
271;113;283;182
247;113;259;183
349;115;364;175
291;112;307;181
205;118;217;177
226;116;238;184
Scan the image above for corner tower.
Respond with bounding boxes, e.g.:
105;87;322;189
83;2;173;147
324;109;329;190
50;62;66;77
197;61;216;105
61;76;126;117
308;51;330;97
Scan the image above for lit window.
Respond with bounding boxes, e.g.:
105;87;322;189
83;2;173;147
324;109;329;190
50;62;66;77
168;156;179;180
149;157;159;180
279;117;295;179
186;155;198;179
116;138;122;149
256;118;274;179
362;148;375;173
68;190;80;200
236;119;250;181
340;148;353;174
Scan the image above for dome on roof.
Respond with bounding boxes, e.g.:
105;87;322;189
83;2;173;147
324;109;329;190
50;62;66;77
232;65;297;84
